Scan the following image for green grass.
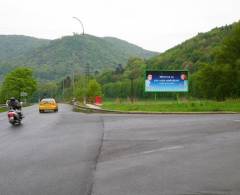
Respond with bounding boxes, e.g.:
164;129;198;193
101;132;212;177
0;108;6;113
102;99;240;112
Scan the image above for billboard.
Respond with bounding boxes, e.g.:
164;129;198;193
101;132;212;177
145;70;188;92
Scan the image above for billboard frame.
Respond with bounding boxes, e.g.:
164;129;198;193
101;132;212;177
144;69;189;93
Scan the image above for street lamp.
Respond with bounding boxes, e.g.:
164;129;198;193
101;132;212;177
72;17;86;103
72;17;85;35
72;17;85;100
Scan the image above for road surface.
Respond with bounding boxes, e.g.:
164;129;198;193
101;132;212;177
0;104;240;195
0;104;103;195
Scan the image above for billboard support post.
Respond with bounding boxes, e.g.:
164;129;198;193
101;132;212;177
130;78;134;103
176;93;179;103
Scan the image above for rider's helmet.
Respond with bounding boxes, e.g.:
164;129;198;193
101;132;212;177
10;97;16;101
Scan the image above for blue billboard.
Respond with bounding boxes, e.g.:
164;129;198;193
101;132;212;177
145;70;188;92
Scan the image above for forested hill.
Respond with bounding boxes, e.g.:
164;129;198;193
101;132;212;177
103;37;155;58
147;23;235;72
98;21;240;100
0;35;50;60
0;34;158;80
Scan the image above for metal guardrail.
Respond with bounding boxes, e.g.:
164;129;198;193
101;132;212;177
0;104;7;108
73;102;107;113
0;104;7;112
73;103;96;113
0;103;33;109
73;102;132;114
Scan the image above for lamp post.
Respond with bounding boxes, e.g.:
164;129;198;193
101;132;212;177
72;17;85;35
62;79;65;100
72;17;85;102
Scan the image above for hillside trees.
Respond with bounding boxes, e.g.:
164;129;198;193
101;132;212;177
37;81;58;99
191;21;240;100
73;78;102;102
98;57;147;99
146;23;233;73
0;67;37;102
73;21;240;101
97;22;240;100
87;80;102;103
0;35;157;81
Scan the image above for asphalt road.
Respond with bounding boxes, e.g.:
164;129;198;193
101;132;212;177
92;113;240;195
1;105;240;195
0;104;104;195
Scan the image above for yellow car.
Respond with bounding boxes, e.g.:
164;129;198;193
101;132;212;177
39;98;58;113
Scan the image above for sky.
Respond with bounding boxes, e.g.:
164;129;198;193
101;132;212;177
0;0;239;52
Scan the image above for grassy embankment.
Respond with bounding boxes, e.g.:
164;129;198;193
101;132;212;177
102;99;240;112
0;108;6;113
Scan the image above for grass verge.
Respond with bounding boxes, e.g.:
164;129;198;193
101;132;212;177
0;108;6;113
102;99;240;112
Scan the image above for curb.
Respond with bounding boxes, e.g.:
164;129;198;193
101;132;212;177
73;104;239;115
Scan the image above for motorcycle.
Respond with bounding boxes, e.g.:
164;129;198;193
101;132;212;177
7;109;22;125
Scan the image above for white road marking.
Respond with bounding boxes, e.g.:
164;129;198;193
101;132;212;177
141;145;184;155
107;145;185;162
232;120;240;122
117;145;185;160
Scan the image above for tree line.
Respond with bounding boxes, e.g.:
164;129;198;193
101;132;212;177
0;67;102;103
0;21;239;102
96;21;240;101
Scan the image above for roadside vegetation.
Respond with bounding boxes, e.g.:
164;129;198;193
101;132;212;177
0;21;239;113
0;108;6;112
0;67;37;102
102;99;240;112
96;21;240;101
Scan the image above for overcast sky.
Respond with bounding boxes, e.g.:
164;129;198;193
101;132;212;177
0;0;239;52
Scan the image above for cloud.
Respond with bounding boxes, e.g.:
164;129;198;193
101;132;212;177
0;0;239;51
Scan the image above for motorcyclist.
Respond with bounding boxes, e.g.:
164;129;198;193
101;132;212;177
6;97;23;119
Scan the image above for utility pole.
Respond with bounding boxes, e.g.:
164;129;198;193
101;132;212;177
62;79;65;100
72;71;75;95
130;77;134;103
72;16;85;102
85;63;90;83
83;63;90;104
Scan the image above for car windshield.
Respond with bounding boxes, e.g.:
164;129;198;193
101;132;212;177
41;99;55;103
